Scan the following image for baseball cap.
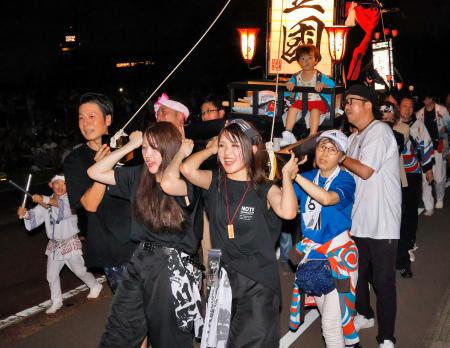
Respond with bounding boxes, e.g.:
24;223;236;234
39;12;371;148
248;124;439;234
346;84;381;118
316;129;348;153
346;84;379;107
154;93;190;120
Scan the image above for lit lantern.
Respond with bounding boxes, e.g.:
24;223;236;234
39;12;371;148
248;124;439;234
391;29;398;38
237;28;260;64
396;82;404;90
374;32;381;40
384;28;390;36
325;26;350;64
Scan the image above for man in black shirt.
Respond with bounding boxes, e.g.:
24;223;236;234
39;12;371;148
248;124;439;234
63;93;136;292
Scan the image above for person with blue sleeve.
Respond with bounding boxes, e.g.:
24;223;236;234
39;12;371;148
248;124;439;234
289;129;360;348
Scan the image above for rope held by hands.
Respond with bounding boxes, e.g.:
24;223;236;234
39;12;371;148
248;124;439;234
111;0;233;146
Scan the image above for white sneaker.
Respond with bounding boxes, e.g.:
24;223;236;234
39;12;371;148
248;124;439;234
353;314;375;332
379;339;395;347
280;130;297;147
87;283;103;299
423;209;434;216
435;200;443;209
45;301;63;314
408;249;415;262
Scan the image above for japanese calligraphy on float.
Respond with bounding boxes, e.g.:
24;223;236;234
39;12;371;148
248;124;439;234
268;0;335;76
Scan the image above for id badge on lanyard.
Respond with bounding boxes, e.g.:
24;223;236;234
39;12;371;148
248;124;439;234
302;200;321;231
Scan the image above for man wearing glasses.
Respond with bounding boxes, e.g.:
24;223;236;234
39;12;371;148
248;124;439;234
341;84;401;348
200;95;226;122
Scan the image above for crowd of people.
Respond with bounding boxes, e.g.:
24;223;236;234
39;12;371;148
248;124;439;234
9;42;450;348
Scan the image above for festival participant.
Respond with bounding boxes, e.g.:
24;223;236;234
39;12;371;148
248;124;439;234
168;119;299;347
288;130;359;348
17;174;102;314
63;93;136;293
281;43;336;146
342;84;401;348
200;94;226;121
154;93;190;138
88;122;204;348
397;96;434;273
416;91;450;211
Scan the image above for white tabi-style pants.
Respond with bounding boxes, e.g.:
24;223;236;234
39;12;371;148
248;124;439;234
47;254;97;303
314;289;345;348
422;151;447;210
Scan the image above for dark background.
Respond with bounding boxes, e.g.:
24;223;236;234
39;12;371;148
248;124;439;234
0;0;449;175
1;0;449;99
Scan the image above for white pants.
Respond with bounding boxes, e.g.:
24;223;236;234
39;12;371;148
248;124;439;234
47;254;97;303
315;289;345;348
422;151;447;210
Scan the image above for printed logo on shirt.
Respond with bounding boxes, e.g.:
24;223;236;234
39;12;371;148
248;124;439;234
239;206;255;221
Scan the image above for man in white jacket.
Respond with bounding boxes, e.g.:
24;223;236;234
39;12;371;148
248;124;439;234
416;92;450;212
17;174;102;314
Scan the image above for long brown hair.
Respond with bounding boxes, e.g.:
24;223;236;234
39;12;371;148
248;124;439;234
133;122;187;233
217;120;268;188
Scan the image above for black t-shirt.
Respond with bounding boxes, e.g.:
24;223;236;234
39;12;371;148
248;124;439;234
110;165;203;256
203;171;282;297
424;108;440;143
63;143;136;268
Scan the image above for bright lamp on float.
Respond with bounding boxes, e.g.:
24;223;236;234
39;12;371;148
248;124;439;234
237;28;260;64
325;25;350;84
325;25;350;64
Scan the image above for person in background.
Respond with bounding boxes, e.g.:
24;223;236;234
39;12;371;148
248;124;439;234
154;93;190;138
396;96;434;276
17;174;102;314
63;93;136;293
342;84;401;348
416;91;449;211
200;94;226;122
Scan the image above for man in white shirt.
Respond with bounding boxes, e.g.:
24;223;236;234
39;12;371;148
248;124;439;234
342;84;401;348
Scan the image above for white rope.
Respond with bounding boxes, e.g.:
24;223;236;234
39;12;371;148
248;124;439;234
112;0;232;142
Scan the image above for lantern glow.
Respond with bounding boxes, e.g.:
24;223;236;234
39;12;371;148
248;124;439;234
325;26;350;63
237;28;260;64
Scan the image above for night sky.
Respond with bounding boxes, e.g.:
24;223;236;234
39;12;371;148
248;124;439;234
0;0;449;101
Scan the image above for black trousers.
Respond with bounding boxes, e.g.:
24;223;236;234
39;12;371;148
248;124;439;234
99;246;193;348
225;266;280;348
397;173;421;269
353;237;397;344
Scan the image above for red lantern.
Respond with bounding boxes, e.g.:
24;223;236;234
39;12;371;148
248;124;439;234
396;82;404;90
237;28;260;64
374;32;381;40
384;28;390;36
391;29;398;38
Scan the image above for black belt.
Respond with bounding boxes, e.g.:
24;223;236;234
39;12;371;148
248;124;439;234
140;241;205;271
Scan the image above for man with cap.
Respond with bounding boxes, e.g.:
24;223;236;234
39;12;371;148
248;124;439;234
289;129;360;347
154;93;190;137
416;91;449;211
341;84;401;348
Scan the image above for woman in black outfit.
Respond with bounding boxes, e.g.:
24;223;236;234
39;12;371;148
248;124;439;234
88;122;203;348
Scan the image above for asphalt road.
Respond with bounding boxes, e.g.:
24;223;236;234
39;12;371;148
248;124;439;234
1;188;449;348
